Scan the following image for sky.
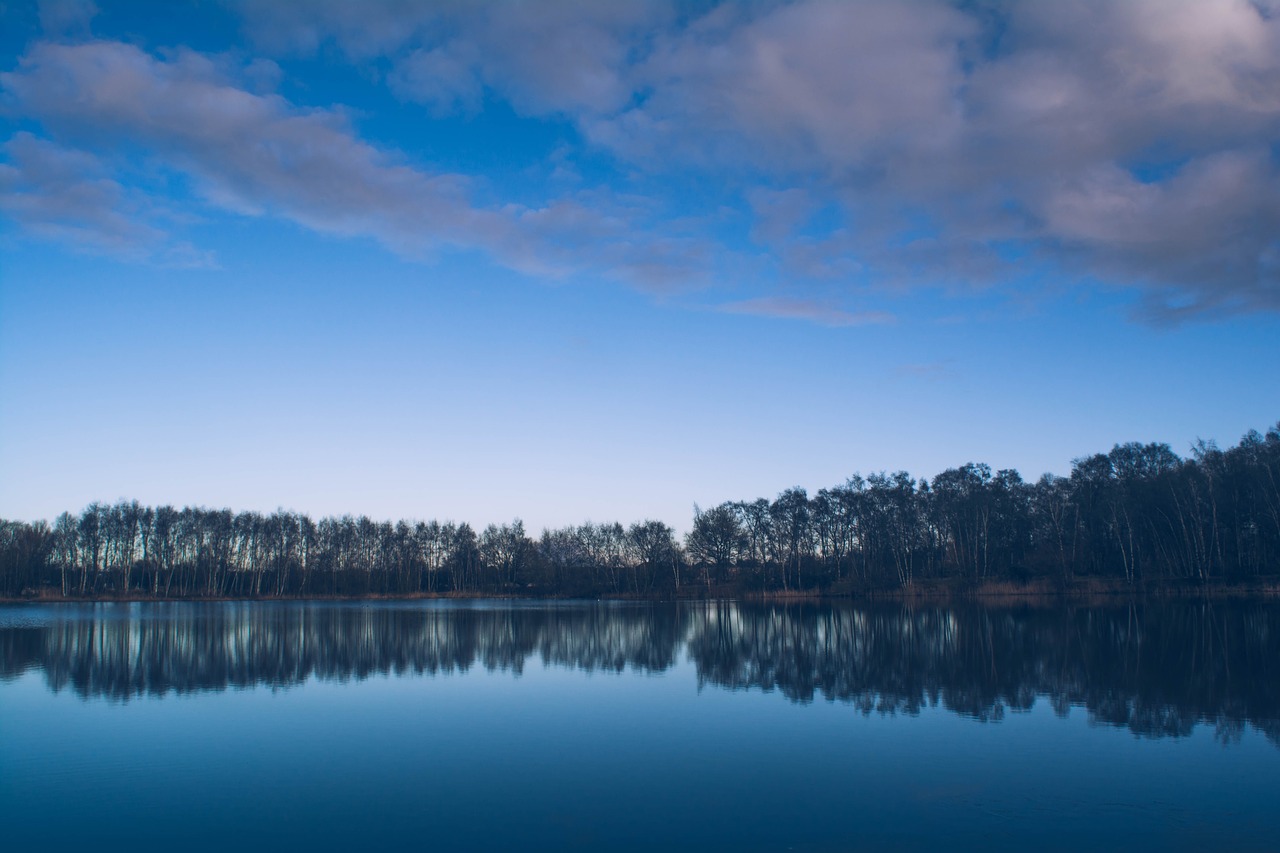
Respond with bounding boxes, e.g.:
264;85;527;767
1;0;1277;533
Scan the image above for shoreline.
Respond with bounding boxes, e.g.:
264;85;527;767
4;577;1278;605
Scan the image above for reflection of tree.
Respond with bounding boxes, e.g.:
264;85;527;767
1;601;1276;745
685;601;1280;743
0;603;686;699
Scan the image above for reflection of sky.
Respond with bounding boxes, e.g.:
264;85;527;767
3;658;1278;851
2;2;1278;532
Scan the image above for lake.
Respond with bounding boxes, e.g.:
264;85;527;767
2;599;1278;851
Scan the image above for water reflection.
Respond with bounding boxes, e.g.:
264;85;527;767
2;600;1276;744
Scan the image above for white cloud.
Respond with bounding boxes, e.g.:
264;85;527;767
9;0;1280;320
386;45;484;115
0;38;711;291
588;0;1280;318
0;131;214;267
239;0;670;116
2;41;501;257
603;0;972;172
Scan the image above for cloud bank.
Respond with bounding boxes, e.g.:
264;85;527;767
4;0;1280;320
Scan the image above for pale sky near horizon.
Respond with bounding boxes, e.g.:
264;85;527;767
1;0;1277;532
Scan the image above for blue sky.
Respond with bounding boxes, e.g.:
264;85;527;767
1;0;1277;532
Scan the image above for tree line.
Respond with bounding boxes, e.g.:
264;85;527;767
1;421;1278;598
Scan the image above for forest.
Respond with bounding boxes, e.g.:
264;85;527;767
1;422;1278;598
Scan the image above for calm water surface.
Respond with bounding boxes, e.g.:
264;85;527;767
2;600;1278;851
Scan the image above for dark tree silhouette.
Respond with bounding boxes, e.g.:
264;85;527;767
1;422;1278;598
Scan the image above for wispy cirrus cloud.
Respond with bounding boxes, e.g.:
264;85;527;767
237;0;669;116
0;37;712;291
1;41;516;259
717;297;894;328
0;131;215;267
37;0;97;37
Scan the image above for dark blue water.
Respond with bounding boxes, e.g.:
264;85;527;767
2;600;1277;851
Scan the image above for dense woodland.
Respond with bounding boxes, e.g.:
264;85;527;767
2;422;1278;598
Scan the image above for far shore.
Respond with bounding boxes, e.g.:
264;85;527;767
4;576;1278;606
